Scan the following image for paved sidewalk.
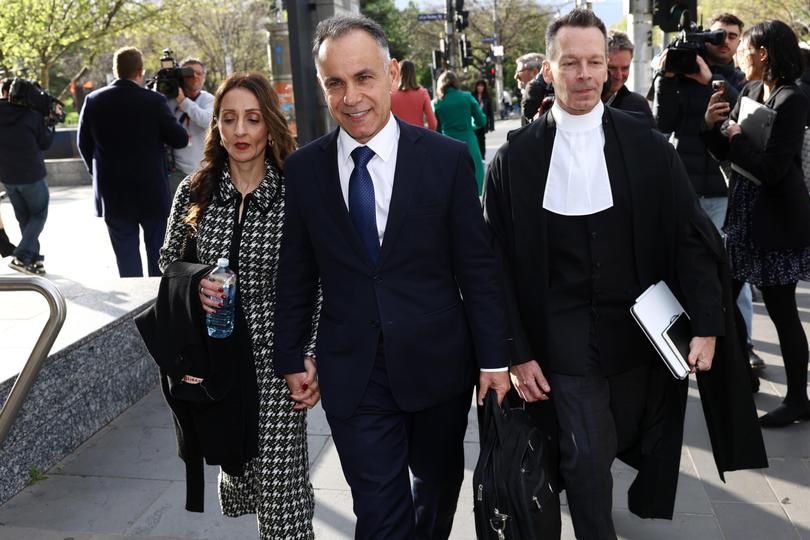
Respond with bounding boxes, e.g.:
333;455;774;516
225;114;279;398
0;118;809;539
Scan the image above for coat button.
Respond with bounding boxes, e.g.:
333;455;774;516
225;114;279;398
370;320;379;328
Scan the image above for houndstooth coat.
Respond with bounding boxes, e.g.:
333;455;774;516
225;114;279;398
159;161;318;539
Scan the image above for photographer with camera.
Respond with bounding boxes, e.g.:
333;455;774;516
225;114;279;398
162;56;214;194
654;13;745;206
654;13;763;370
0;76;60;275
78;46;188;278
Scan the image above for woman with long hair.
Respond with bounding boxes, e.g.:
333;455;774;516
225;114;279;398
703;20;810;427
472;79;495;158
390;59;437;130
159;72;319;537
433;71;487;194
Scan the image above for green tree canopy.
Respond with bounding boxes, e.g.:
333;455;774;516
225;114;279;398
0;0;159;89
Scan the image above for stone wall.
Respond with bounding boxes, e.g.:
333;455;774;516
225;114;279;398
0;306;158;505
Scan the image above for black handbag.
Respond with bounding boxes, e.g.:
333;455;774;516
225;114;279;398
473;391;560;539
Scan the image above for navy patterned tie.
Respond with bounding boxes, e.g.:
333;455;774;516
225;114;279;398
349;146;380;264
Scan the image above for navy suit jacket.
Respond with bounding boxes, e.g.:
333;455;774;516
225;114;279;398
77;79;188;220
274;119;508;419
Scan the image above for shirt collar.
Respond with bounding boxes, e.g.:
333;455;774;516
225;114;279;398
338;113;399;165
551;100;604;133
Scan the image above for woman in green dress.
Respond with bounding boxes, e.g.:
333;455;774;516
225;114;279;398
433;71;488;194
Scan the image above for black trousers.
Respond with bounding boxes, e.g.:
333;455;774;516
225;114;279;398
104;214;166;277
548;361;650;540
326;343;472;540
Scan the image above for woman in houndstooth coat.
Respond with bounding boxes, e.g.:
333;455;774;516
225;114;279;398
159;72;320;539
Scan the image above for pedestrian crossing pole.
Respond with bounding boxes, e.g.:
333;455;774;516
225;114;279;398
445;0;456;69
625;0;654;95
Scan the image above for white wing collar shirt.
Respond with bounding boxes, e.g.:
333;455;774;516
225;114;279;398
337;113;399;246
542;100;613;216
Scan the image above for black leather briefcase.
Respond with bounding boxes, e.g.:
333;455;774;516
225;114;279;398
473;391;561;539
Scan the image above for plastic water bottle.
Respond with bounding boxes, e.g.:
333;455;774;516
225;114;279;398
205;257;237;338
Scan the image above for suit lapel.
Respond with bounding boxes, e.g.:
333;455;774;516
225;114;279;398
605;108;658;285
317;129;373;265
520;115;554;283
378;120;423;267
602;111;631;202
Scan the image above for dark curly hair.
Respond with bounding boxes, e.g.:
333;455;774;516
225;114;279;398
185;72;296;226
743;20;802;83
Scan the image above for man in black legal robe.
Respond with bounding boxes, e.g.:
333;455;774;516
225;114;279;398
484;9;767;539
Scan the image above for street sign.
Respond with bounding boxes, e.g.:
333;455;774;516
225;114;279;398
491;45;504;57
481;37;496;43
417;13;446;21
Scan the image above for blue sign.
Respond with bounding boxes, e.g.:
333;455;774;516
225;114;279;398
417;13;445;22
481;37;496;43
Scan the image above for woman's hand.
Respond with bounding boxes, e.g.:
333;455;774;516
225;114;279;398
726;120;742;141
286;356;320;410
704;90;731;129
199;276;225;315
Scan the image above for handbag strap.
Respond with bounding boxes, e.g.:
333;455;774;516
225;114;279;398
181;227;198;264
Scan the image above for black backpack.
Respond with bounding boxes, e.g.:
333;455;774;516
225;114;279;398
473;391;561;539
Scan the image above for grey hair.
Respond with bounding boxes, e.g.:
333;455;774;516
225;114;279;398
545;9;607;60
516;52;544;70
312;14;391;67
607;30;634;55
181;57;206;72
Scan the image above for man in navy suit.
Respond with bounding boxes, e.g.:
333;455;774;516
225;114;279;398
273;14;510;540
78;47;187;277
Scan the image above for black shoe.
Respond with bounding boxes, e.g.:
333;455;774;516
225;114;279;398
759;402;810;428
8;258;45;276
749;347;766;370
9;258;32;274
29;261;46;275
0;229;15;258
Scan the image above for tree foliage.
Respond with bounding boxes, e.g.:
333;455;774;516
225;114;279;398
164;0;270;87
388;0;552;93
0;0;159;89
697;0;809;41
360;0;411;60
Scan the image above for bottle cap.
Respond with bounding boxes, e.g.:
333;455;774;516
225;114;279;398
217;257;229;267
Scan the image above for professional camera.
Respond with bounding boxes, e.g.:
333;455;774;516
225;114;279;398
8;77;66;127
663;11;727;75
150;49;193;99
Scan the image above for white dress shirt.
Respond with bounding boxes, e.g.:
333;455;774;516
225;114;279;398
337;113;399;245
543;101;613;216
336;115;506;372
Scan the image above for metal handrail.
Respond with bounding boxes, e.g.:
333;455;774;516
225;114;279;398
0;276;66;446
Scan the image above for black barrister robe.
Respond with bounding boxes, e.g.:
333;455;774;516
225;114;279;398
483;107;768;519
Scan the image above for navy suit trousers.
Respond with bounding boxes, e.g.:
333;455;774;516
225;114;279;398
104;215;166;277
326;341;472;540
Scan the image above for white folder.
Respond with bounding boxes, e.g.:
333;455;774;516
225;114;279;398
630;281;692;380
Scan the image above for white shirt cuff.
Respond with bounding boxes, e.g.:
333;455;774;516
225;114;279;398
480;367;508;372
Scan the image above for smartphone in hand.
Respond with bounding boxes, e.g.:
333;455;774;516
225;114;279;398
711;80;727;102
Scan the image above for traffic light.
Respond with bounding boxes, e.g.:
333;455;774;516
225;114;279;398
455;0;465;10
481;55;495;83
653;0;697;32
455;10;469;32
432;49;445;71
459;35;473;67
